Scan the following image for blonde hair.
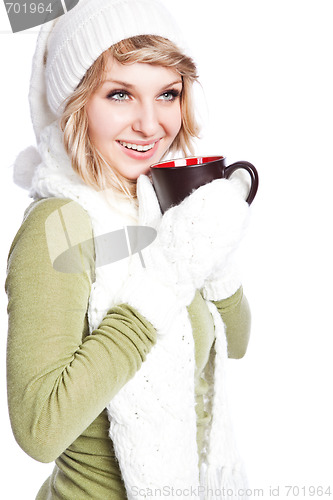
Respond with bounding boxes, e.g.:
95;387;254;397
60;35;200;198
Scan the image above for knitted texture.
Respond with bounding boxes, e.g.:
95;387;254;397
201;302;249;498
107;307;200;495
152;178;249;290
29;19;58;142
114;174;250;331
202;258;242;302
135;174;249;303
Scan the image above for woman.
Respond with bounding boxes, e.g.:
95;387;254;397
6;0;251;498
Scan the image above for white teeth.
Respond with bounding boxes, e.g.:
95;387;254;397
119;140;155;152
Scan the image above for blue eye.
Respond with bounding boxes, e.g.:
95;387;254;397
107;91;130;101
157;90;181;101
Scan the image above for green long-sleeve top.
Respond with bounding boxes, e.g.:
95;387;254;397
6;198;251;500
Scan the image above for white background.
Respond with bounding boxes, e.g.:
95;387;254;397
1;1;333;498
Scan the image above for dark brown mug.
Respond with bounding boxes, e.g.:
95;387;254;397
150;155;259;213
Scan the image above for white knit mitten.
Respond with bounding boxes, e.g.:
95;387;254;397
114;175;194;332
116;175;249;331
201;174;250;301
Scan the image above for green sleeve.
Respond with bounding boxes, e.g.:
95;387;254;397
213;286;251;359
6;198;157;464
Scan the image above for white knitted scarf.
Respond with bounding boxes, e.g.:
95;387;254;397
15;121;248;499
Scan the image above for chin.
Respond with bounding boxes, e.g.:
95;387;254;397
123;167;151;181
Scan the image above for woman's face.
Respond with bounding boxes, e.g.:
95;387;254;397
85;55;183;180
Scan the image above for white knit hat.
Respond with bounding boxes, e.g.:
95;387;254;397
29;0;186;142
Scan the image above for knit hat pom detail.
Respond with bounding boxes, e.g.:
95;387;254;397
13;146;41;190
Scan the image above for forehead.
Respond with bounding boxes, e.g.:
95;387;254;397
103;54;182;86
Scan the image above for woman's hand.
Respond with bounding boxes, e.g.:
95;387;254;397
114;175;249;331
138;174;249;291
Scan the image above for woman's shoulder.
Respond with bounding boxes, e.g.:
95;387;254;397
18;197;93;241
8;198;94;270
23;197;92;228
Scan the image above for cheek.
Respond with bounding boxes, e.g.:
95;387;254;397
86;103;106;143
166;105;182;139
86;101;124;143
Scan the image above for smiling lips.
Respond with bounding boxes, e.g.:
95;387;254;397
116;139;160;160
118;140;156;152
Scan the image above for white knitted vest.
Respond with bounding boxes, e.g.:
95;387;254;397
18;121;248;499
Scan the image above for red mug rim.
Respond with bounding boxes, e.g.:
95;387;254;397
150;155;225;169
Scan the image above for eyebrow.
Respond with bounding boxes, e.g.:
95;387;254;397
101;79;183;91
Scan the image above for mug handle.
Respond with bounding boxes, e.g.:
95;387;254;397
224;161;259;205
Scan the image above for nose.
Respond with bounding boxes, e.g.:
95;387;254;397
132;100;160;137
